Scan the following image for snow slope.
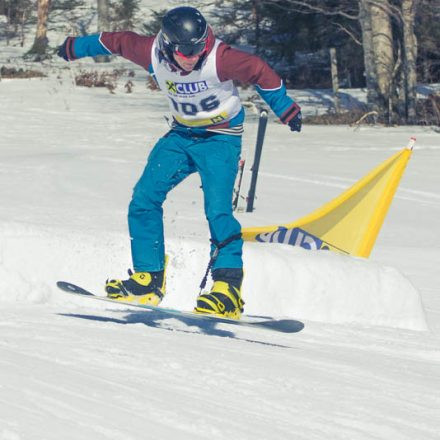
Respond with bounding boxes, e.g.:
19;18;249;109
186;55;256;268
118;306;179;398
0;66;439;438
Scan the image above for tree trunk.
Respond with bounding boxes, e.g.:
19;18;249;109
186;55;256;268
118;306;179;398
401;0;418;123
28;0;51;57
96;0;110;62
358;0;395;120
359;0;381;111
370;0;394;101
251;0;262;55
369;0;394;121
98;0;110;31
6;3;10;46
20;8;27;47
329;47;340;113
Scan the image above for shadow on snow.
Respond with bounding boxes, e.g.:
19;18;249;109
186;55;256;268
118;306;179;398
58;310;304;348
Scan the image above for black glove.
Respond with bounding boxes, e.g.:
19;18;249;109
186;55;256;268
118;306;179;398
57;37;73;61
288;108;302;132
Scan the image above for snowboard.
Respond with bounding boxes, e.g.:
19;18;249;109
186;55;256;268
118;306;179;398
56;281;303;333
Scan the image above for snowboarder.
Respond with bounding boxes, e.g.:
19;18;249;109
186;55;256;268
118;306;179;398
57;6;302;319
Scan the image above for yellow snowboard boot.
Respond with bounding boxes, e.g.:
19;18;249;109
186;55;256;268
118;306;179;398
194;268;244;320
105;256;168;306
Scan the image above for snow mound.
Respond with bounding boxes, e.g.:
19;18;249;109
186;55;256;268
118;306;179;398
243;243;427;331
0;222;428;331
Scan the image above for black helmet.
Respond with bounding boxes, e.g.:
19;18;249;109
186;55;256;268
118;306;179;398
159;7;208;60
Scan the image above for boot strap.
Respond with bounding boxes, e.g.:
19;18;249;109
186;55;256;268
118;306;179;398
199;233;242;292
198;282;243;312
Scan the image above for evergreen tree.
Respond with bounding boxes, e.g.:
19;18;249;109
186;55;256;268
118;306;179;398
211;0;265;52
141;9;167;36
112;0;140;31
211;0;365;88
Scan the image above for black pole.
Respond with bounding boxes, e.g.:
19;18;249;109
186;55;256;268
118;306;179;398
232;158;245;211
246;109;268;212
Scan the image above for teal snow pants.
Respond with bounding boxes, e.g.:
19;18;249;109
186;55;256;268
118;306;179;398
128;129;243;272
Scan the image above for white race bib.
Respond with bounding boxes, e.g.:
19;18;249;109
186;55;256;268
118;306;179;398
151;38;242;127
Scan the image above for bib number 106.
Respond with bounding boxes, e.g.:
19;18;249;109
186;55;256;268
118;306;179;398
169;95;220;116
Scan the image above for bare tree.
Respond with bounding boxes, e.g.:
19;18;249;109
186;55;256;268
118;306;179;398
371;0;394;107
401;0;418;122
329;47;340;112
27;0;52;58
358;0;380;110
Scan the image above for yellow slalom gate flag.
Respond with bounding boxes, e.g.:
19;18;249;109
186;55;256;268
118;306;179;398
241;138;415;258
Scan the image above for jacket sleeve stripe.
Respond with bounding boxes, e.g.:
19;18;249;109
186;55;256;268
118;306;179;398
98;32;113;55
66;37;76;60
256;83;283;92
280;102;301;123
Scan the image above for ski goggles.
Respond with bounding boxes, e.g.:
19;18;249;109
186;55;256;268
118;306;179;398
173;40;207;58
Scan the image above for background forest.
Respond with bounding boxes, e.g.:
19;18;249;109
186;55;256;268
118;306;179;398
1;0;440;125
